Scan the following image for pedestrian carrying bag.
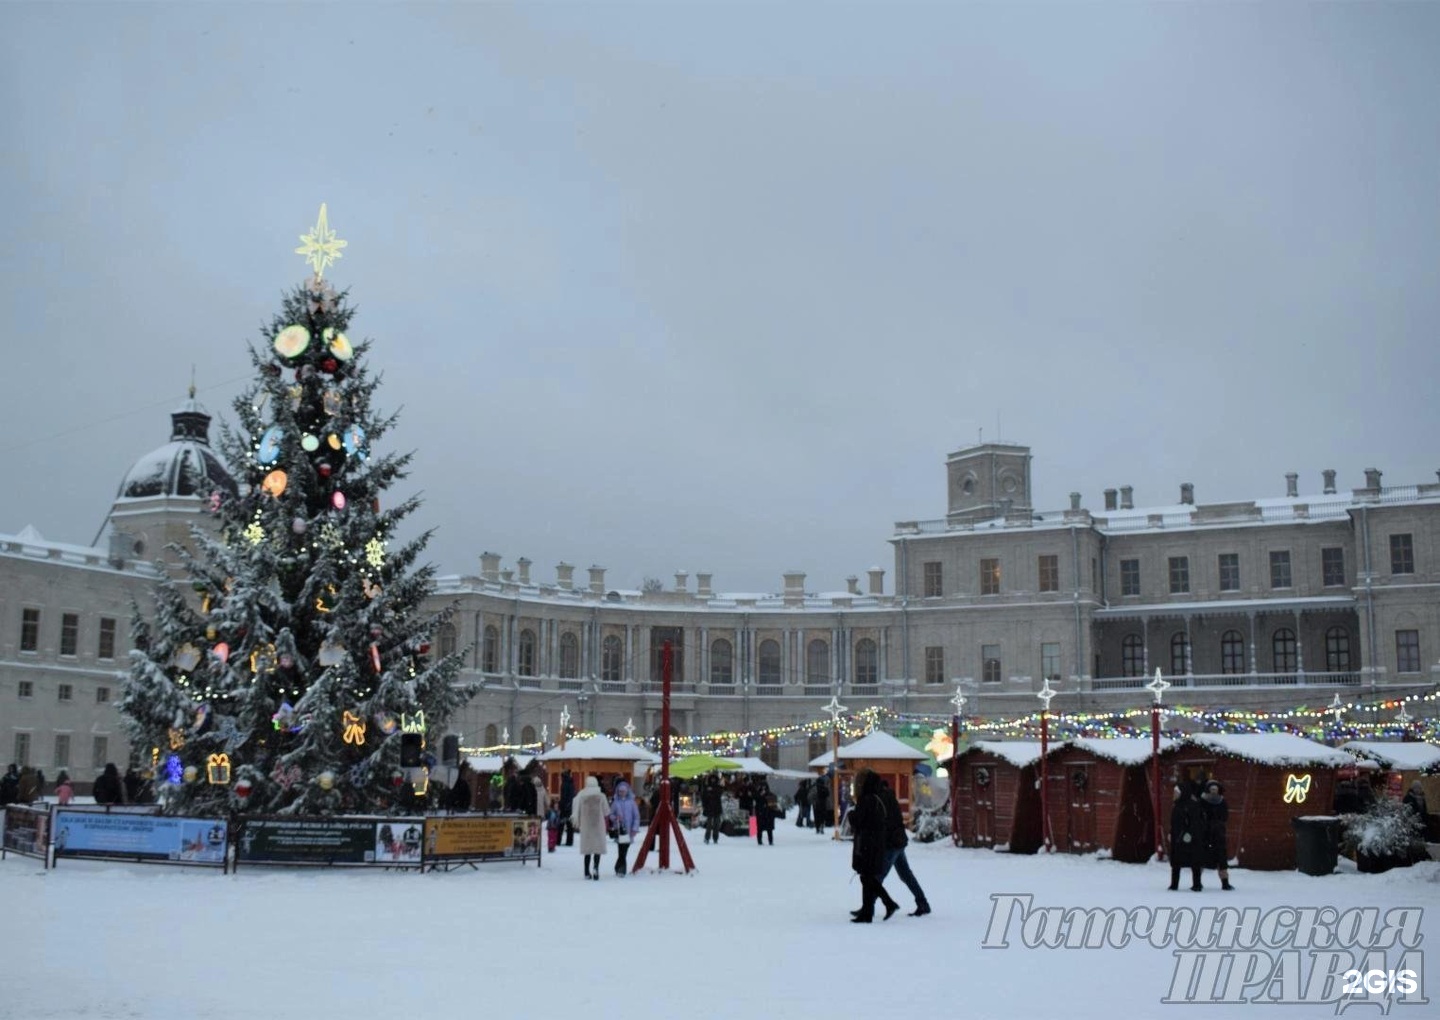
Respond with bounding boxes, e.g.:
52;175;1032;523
617;831;632;845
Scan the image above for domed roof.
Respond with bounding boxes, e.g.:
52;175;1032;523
115;391;238;501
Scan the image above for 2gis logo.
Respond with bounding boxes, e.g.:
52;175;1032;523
1341;968;1419;997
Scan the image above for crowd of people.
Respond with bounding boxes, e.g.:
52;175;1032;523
1167;779;1234;892
0;763;152;807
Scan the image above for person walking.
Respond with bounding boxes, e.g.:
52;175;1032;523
610;780;641;875
877;778;930;916
1168;781;1207;892
55;771;74;806
754;779;777;846
559;770;577;846
572;776;610;881
1200;779;1234;891
701;775;724;844
449;766;472;813
848;768;901;922
532;773;550;820
811;774;831;836
795;779;811;828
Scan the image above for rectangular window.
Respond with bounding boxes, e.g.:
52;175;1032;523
54;734;70;769
1038;554;1059;593
1396;630;1421;673
1322;547;1346;588
924;646;944;684
1041;642;1061;682
92;736;108;771
98;617;117;660
982;644;1001;684
60;612;79;656
96;686;110;704
1390;534;1414;575
21;608;39;652
18;680;34;699
1269;550;1293;589
922;561;942;598
14;732;30;768
1168;557;1190;595
57;683;74;703
1218;553;1240;592
980;558;1001;596
1120;559;1140;597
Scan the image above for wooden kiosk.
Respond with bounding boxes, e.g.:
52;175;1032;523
809;731;929;822
951;740;1065;852
537;735;658;801
1042;737;1175;862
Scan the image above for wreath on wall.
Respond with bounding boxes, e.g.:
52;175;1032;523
1072;769;1088;792
974;766;991;787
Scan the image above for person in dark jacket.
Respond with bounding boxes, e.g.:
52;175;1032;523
0;764;18;806
811;774;832;835
848;768;901;922
795;779;811;828
877;778;931;916
449;766;472;813
1200;780;1234;890
93;763;125;806
701;775;724;844
559;770;577;845
1168;781;1207;891
753;779;777;846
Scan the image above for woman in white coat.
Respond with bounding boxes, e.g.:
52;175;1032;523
571;776;611;880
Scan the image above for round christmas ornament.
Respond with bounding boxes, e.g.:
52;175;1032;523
318;770;336;791
211;642;230;664
291;516;308;534
279;653;294;669
317;640;347;667
183;765;198;783
325;328;353;361
321;356;339;374
301;433;320;452
273;324;310;358
257;427;284;464
317;463;332;478
331;491;346;510
327;433;342;451
234;776;253;800
262;470;288;497
343;424;368;459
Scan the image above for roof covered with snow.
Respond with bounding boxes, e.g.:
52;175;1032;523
1070;737;1176;765
463;754;536;773
1340;741;1440;772
959;741;1063;768
536;735;659;762
1182;733;1352;767
807;731;930;767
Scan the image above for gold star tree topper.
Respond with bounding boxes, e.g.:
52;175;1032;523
295;203;348;279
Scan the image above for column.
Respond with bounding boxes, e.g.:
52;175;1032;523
624;625;633;685
1294;609;1305;679
1184;616;1194;676
1141;617;1149;676
1247;612;1258;675
700;626;709;688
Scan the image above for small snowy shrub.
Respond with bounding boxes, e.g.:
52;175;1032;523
1341;798;1424;860
911;805;952;843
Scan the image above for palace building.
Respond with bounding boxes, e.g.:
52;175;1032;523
3;401;1437;779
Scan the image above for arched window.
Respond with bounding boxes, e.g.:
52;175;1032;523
518;629;537;676
758;639;781;685
1220;630;1245;674
1272;628;1297;673
601;635;622;684
1170;632;1190;676
710;638;734;685
854;638;878;685
521;725;536;745
1121;634;1145;677
436;622;457;659
483;723;498;746
559;632;579;679
806;639;830;685
482;625;499;674
1325;626;1351;672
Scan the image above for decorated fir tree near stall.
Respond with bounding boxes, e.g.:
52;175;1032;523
120;205;468;816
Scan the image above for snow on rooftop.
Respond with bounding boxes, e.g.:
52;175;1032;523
535;735;659;762
961;740;1060;768
1340;741;1440;772
1184;732;1352;767
1070;737;1176;765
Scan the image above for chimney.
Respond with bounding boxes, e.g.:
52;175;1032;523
696;572;713;597
1103;488;1118;511
516;557;532;585
500;569;514;583
480;551;501;583
1363;468;1382;490
588;565;606;593
674;571;688;593
1322;469;1337;494
1120;485;1134;510
783;571;806;594
1180;483;1194;505
556;562;574;590
867;567;885;595
1285;473;1298;498
1069;492;1082;511
846;575;861;595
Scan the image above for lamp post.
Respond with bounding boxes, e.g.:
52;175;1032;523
1146;668;1171;862
1036;678;1057;852
823;692;848;841
950;682;967;848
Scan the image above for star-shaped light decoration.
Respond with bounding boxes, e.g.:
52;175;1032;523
822;693;848;728
1036;677;1059;712
243;521;265;546
1146;668;1172;706
365;536;386;568
502;727;510;746
295;203;348;279
559;704;571;732
1329;693;1345;726
541;724;548;746
318;523;343;550
1396;704;1413;726
950;684;968;716
624;718;635;740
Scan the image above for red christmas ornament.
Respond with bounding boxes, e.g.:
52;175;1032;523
318;463;332;478
321;357;338;374
234;777;253;800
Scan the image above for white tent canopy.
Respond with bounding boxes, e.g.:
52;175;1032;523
536;734;659;763
463;754;536;773
809;730;930;768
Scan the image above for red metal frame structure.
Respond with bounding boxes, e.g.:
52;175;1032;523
631;642;695;874
949;684;966;847
1148;668;1170;862
1037;679;1056;852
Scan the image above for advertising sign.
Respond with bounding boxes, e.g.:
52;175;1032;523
1;805;51;860
423;815;542;866
236;817;425;867
52;810;226;866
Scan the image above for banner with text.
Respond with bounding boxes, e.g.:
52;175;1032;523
236;817;426;867
423;815;542;865
1;805;51;860
52;809;226;866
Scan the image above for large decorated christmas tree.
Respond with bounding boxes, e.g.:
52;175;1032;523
121;206;469;816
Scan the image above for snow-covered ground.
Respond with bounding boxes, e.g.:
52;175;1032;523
2;824;1437;1019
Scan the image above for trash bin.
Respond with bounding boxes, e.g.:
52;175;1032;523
1293;815;1342;876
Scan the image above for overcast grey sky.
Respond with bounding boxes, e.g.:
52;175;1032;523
2;2;1437;593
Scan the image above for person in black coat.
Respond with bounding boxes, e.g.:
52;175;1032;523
753;779;777;846
559;770;577;845
811;774;832;835
849;768;901;922
93;763;125;806
700;776;724;844
449;767;472;813
1168;781;1207;892
1199;779;1234;890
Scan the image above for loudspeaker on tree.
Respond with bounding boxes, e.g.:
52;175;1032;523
400;732;423;767
441;734;459;766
